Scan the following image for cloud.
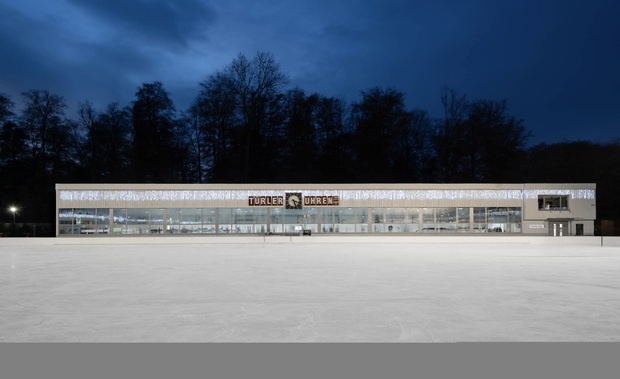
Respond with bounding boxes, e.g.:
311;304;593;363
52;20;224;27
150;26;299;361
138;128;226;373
0;0;218;113
0;5;71;105
66;0;216;49
1;0;618;143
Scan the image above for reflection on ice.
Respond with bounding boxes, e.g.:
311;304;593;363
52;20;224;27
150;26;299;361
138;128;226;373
1;238;619;342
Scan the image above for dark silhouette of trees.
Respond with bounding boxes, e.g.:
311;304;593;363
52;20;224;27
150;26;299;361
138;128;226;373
190;72;237;182
280;88;319;182
1;52;620;231
463;99;529;182
349;87;436;183
0;94;24;171
390;108;435;183
20;90;67;174
0;93;13;122
188;52;289;182
432;87;469;182
0;94;27;215
0;119;26;171
350;87;412;182
522;140;620;220
314;96;353;182
130;81;178;182
14;90;74;222
226;52;289;182
77;102;132;182
432;88;530;182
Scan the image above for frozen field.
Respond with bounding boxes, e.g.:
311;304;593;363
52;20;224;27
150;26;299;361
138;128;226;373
1;236;620;342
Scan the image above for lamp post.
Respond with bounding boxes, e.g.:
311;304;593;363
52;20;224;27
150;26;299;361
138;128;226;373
9;206;17;224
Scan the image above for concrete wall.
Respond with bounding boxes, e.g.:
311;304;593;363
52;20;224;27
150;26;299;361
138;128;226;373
56;183;595;210
522;220;596;236
3;235;619;247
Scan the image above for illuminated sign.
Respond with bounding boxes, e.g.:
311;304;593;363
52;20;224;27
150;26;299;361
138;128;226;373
248;196;284;206
248;193;340;207
285;192;302;209
303;195;339;206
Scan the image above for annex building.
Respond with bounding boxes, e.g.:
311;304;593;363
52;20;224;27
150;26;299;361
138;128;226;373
55;183;596;237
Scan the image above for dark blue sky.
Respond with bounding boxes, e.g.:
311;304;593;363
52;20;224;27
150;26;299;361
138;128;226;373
1;0;619;145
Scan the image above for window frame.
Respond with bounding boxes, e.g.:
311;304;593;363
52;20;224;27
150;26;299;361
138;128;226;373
538;195;569;211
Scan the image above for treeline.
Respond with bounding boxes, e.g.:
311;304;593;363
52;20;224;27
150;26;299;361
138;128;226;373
1;51;619;229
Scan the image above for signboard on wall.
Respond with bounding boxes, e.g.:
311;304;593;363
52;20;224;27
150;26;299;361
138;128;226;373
248;196;284;206
248;193;340;208
285;193;303;209
529;224;545;229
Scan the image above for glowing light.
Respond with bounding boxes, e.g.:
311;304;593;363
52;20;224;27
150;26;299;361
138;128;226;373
58;188;596;204
8;206;18;223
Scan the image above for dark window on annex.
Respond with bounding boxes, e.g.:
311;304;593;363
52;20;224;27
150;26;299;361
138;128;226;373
538;195;569;210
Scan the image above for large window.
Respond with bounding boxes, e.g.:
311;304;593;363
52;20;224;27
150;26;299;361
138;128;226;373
124;208;163;234
282;208;305;234
269;207;282;233
58;208;109;235
374;208;419;233
304;207;319;233
321;208;336;233
487;207;522;233
233;208;257;233
421;207;470;233
269;207;320;234
168;208;202;234
254;208;268;234
60;205;523;236
112;208;163;235
457;207;471;232
538;195;569;210
435;207;457;232
473;207;486;232
113;209;127;234
323;208;366;233
221;208;260;233
204;208;216;233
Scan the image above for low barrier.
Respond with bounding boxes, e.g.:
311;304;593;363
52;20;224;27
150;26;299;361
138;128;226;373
1;235;619;247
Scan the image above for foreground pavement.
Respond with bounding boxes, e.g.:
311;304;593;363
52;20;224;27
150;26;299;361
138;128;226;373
1;238;619;342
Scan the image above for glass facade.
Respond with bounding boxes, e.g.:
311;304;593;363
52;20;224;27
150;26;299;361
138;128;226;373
59;188;596;203
538;195;569;210
168;208;203;234
58;206;523;236
373;208;419;233
59;208;109;235
322;207;367;233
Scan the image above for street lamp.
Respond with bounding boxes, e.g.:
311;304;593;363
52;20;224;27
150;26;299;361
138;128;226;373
9;206;17;224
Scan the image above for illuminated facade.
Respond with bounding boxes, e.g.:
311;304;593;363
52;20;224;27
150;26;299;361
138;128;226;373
55;183;596;236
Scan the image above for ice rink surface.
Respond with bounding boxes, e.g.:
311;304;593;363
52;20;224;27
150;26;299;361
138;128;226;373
1;237;619;342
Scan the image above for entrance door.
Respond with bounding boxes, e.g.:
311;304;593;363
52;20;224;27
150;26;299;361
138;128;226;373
576;223;584;236
548;221;569;236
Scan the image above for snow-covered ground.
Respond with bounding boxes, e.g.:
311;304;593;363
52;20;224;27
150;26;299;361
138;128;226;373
1;236;619;342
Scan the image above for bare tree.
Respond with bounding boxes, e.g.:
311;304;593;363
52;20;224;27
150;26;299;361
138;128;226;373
394;108;435;182
20;90;66;167
350;87;411;182
280;88;320;181
131;81;177;182
192;72;238;182
432;87;470;182
226;52;289;181
78;101;131;182
0;93;14;123
433;87;529;182
0;93;26;170
440;86;469;128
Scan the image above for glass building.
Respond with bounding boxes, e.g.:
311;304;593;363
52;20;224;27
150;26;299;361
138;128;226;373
55;183;596;237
